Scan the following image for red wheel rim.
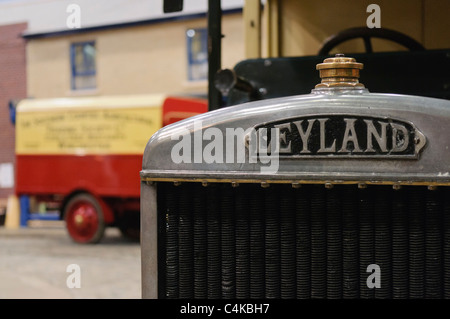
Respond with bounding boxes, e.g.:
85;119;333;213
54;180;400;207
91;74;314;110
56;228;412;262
66;200;100;243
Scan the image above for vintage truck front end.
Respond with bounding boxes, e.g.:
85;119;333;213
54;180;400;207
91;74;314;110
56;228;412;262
141;55;450;299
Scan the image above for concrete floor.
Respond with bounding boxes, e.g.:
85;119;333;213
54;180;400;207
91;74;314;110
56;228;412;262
0;223;141;299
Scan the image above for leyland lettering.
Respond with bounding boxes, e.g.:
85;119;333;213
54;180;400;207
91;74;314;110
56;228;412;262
254;115;426;159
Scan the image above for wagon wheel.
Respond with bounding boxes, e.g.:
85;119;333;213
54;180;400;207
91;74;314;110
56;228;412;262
64;193;105;244
318;27;425;55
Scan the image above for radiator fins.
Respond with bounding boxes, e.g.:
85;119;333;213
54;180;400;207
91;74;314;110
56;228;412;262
157;183;450;299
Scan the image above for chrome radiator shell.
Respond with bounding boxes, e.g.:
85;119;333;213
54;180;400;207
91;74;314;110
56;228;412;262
141;86;450;299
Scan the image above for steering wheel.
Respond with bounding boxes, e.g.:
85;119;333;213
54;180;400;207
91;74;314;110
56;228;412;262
318;27;425;55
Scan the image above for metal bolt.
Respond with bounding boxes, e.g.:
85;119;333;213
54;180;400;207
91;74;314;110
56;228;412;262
325;182;334;189
258;87;267;95
261;182;270;188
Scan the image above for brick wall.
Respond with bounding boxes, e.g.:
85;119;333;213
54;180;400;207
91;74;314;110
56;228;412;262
0;23;27;200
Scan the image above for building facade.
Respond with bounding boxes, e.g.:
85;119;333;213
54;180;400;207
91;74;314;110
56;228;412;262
25;11;245;99
0;22;27;207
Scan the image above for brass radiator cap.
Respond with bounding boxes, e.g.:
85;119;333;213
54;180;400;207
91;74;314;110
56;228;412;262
315;54;365;89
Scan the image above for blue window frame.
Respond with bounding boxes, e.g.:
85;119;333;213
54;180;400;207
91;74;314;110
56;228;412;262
186;28;208;82
70;41;96;90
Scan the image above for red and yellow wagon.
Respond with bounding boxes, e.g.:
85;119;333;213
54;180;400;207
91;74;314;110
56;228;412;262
15;94;206;243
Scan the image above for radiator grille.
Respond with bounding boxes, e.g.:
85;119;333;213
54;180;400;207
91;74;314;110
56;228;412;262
157;182;450;299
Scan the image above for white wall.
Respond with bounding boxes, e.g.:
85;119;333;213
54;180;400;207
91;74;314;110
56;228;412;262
0;0;244;34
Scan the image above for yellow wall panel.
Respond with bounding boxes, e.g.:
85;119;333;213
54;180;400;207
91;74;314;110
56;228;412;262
424;0;450;49
277;0;438;57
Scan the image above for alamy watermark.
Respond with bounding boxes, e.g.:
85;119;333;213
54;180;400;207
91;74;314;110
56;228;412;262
170;120;280;174
367;264;381;289
366;4;381;29
66;263;81;288
63;262;379;291
66;4;81;29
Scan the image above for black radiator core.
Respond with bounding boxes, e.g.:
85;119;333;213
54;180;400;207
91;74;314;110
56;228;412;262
157;182;450;299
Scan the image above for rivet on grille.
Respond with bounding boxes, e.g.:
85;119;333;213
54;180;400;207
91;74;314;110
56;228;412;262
393;184;402;190
261;182;270;188
358;183;367;189
325;182;334;189
428;185;437;191
231;182;239;187
292;183;301;189
173;181;181;186
202;181;209;187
